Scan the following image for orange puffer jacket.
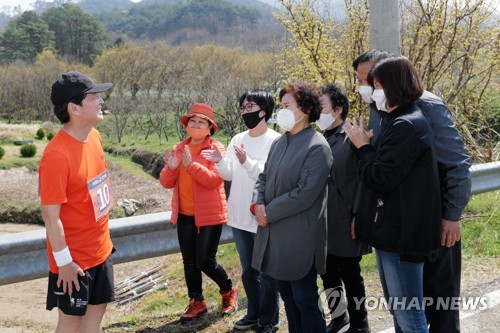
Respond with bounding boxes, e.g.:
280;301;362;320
159;136;227;227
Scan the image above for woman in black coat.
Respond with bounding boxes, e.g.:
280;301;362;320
345;57;441;333
318;84;371;333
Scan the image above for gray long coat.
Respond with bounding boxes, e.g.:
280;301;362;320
324;123;371;257
251;127;333;281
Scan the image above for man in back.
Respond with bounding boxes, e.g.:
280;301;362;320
352;49;472;333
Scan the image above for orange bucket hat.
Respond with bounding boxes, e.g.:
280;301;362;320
181;103;218;134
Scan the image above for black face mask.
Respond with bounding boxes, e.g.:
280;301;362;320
242;111;264;129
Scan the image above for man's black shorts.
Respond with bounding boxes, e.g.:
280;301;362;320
46;255;115;316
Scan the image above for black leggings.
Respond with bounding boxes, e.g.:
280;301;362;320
177;214;232;301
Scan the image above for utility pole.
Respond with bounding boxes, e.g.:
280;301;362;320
369;0;401;55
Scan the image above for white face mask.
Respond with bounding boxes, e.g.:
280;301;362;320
371;89;388;112
358;85;374;104
277;108;303;131
316;112;336;131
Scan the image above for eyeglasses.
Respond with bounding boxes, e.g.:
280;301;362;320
239;103;258;113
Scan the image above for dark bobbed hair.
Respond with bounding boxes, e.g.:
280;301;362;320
320;84;350;120
279;83;322;123
352;49;394;70
239;90;275;121
53;94;86;124
371;57;424;108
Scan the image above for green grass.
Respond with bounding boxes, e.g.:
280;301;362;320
360;252;378;272
106;154;156;180
462;190;500;257
0;140;46;171
102;132;232;154
102;133;172;154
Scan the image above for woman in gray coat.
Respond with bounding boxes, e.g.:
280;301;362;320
251;83;333;333
318;84;371;333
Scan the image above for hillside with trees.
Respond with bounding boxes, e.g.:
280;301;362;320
0;3;108;65
96;0;282;47
0;0;285;52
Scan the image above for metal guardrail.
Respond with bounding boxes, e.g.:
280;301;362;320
0;212;234;286
1;162;499;286
469;161;500;195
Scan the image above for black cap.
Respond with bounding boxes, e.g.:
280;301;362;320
51;71;112;105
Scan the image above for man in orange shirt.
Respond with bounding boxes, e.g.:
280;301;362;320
39;72;114;332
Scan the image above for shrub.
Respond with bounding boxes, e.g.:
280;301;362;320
0;146;5;160
36;128;46;140
20;144;37;157
47;132;55;140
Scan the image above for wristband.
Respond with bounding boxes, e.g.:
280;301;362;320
53;246;73;267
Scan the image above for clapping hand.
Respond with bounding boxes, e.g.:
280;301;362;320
201;146;223;163
182;147;192;167
163;150;180;170
343;117;373;149
234;144;247;164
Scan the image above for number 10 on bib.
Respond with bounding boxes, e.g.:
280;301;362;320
87;169;114;222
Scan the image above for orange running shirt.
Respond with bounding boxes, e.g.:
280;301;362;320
178;142;203;216
39;128;113;273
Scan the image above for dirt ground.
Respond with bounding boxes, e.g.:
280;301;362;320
0;167;499;332
0;231;498;333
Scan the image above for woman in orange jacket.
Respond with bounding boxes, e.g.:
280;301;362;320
159;103;238;323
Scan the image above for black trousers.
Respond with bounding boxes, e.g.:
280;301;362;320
177;214;232;301
424;240;461;333
321;254;369;330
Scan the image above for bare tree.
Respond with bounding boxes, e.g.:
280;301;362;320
105;97;136;144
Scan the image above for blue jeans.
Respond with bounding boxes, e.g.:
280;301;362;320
376;250;429;333
232;227;279;327
277;264;326;333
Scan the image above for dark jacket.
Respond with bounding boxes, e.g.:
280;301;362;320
252;127;333;280
368;91;471;221
324;123;371;257
356;102;441;263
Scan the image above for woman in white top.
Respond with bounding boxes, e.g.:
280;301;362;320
202;90;280;333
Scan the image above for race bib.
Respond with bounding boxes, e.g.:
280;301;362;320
87;170;114;222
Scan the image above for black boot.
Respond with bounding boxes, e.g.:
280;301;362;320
327;312;350;333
